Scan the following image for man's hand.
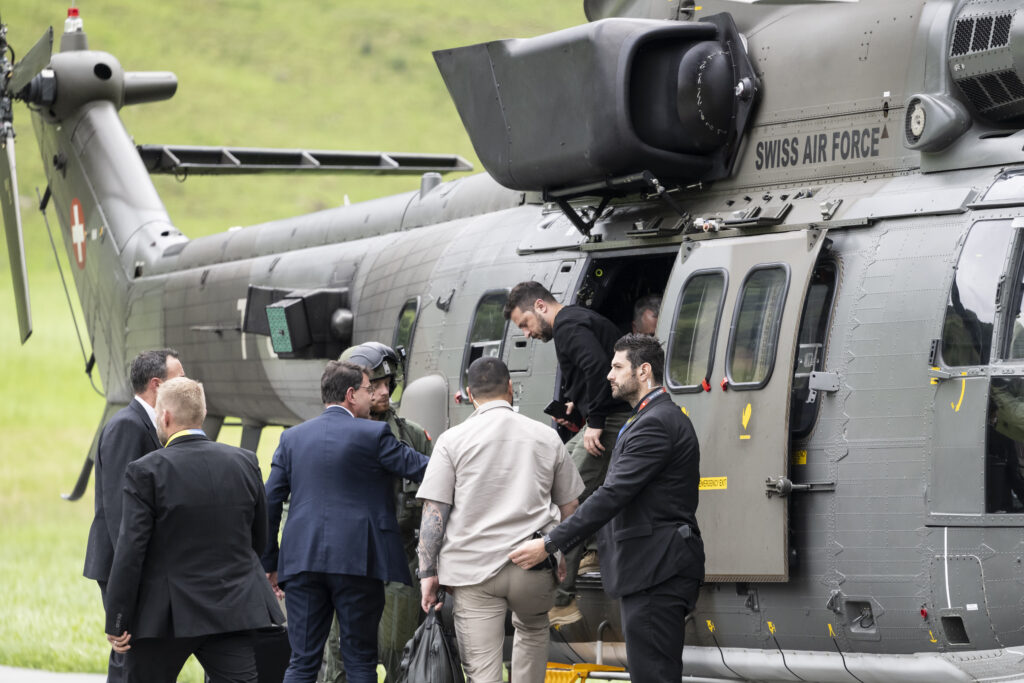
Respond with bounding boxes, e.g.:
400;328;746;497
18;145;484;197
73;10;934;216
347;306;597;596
554;401;577;430
420;576;441;613
106;631;132;653
509;538;548;570
266;571;284;600
584;426;605;456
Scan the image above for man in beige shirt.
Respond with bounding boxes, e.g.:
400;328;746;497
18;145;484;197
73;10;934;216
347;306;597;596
417;356;584;683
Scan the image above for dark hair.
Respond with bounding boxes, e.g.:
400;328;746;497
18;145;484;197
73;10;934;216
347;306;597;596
613;334;665;382
321;360;367;404
503;281;556;320
129;349;179;394
633;294;661;323
467;356;511;399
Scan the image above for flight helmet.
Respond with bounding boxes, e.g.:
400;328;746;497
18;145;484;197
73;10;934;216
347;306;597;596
339;341;403;393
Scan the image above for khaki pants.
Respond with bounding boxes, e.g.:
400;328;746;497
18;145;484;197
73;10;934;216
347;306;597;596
451;564;555;683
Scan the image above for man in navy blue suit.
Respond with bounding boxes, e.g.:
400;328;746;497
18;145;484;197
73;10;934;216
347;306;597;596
261;360;430;683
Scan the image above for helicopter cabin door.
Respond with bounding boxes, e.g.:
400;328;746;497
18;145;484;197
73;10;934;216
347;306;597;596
661;228;829;581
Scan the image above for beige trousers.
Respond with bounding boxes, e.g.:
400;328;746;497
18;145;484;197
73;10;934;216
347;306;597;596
450;563;555;683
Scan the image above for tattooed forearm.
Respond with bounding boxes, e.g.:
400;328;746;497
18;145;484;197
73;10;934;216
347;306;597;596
417;500;451;574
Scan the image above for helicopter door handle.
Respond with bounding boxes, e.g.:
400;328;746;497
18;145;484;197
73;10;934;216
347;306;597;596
928;367;954;381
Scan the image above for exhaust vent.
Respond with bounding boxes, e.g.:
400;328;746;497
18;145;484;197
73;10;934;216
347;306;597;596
949;3;1024;123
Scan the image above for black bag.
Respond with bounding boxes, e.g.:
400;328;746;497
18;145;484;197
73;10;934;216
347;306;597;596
397;592;464;683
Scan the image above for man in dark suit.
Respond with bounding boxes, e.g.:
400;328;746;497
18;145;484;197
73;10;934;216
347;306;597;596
261;360;430;683
510;334;705;683
83;349;184;683
104;377;283;682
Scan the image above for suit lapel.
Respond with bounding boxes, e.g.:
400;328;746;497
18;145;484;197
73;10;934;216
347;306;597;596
128;399;161;450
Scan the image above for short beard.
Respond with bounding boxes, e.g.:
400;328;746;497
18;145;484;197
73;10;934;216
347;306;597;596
611;371;642;405
537;314;554;342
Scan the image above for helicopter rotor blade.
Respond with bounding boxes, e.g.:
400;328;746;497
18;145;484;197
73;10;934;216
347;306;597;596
8;26;52;95
0;128;32;343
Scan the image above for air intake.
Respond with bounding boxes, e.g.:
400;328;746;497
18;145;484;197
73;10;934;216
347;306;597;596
949;2;1024;122
434;13;759;193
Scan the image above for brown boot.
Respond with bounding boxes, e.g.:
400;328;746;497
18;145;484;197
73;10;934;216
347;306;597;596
578;550;600;575
548;598;583;626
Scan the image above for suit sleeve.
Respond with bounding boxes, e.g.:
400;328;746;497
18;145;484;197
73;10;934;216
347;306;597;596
376;427;429;482
105;461;157;635
250;454;269;556
548;417;676;551
261;437;291;572
98;417;156;548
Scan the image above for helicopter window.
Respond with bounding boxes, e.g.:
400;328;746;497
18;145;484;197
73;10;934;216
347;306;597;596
999;233;1024;360
727;265;790;390
461;290;509;393
790;261;838;439
667;270;727;392
986;376;1024;513
391;297;420;402
941;221;1013;367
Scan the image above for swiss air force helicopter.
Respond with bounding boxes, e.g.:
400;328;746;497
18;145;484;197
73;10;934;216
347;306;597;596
4;0;1024;680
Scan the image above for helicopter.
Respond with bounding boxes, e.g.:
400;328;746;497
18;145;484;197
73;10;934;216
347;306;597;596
4;0;1024;681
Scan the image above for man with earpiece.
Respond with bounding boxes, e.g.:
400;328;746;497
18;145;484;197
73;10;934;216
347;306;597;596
509;334;705;683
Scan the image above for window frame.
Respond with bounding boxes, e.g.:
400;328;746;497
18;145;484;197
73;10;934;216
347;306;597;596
392;296;421;354
459;289;510;393
666;268;729;394
789;259;839;440
725;263;792;391
939;219;1015;368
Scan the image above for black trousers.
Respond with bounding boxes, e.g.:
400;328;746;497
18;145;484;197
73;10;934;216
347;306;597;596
124;631;257;683
97;581;125;683
619;574;700;683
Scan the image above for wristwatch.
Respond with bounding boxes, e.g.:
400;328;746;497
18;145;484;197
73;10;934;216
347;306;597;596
416;567;437;579
543;534;558;555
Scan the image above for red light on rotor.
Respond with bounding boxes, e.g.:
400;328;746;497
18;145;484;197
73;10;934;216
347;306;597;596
67;7;80;17
920;608;928;619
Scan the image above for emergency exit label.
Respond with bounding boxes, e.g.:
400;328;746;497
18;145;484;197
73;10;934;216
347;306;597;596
699;477;728;490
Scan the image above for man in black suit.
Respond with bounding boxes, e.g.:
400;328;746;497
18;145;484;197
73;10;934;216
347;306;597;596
104;377;284;683
261;361;428;683
83;349;184;683
510;334;704;683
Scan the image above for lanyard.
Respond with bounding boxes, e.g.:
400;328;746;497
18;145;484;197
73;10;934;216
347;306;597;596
618;387;667;438
165;428;205;446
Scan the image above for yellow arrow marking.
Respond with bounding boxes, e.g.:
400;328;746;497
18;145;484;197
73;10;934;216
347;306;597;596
929;630;937;643
828;623;836;637
680;406;689;416
950;373;967;412
768;621;776;635
706;620;716;633
742;402;752;430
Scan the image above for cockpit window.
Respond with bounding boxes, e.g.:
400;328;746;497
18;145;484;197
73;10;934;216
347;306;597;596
461;290;508;393
667;270;726;392
941;221;1013;367
727;265;790;389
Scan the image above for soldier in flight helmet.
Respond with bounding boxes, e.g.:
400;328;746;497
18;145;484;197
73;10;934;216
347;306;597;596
319;341;432;683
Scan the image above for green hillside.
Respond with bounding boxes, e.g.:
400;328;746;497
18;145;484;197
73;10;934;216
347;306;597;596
0;1;583;677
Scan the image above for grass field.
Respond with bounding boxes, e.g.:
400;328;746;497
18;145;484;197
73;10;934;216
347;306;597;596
0;1;583;678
